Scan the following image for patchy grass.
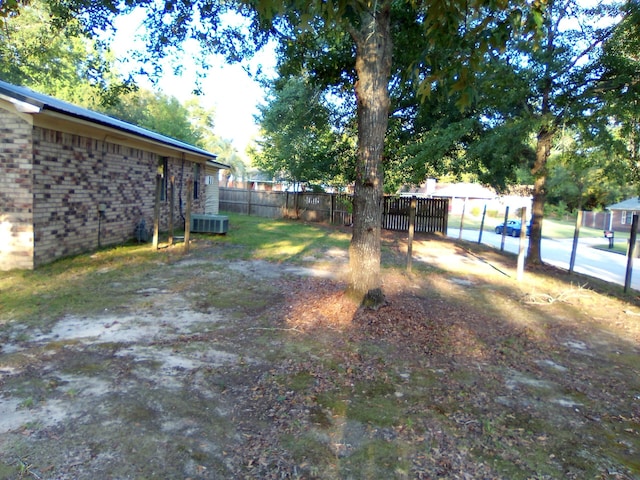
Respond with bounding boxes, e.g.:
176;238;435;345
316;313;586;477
0;243;162;328
213;213;351;262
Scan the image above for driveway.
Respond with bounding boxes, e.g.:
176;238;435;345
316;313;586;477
448;227;640;291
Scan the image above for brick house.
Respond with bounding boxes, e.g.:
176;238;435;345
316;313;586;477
0;80;229;270
605;197;640;232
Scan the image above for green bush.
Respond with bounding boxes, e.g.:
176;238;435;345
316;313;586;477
544;201;574;220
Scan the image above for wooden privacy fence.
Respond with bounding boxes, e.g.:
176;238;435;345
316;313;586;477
219;188;353;224
581;211;611;230
220;188;448;234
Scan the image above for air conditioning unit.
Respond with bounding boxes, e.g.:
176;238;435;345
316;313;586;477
190;214;229;234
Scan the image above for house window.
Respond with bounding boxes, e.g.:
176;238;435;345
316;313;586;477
193;164;200;200
622;211;636;225
158;157;168;201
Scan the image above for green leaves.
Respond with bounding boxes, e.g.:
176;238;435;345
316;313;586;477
0;0;21;18
252;75;354;188
0;0;132;108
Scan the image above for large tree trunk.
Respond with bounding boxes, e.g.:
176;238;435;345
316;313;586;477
527;0;561;266
527;125;553;265
346;3;392;308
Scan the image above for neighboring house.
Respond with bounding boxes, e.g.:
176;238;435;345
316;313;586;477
248;171;279;191
430;183;497;214
606;197;640;232
0;80;229;270
401;180;533;218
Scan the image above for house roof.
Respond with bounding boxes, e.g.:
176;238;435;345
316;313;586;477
607;197;640;211
0;79;229;170
432;183;496;199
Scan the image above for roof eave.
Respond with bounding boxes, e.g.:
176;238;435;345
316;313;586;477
0;80;222;162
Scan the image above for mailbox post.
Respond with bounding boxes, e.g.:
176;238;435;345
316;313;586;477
604;230;614;249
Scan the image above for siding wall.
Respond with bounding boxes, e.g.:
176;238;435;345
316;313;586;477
204;165;220;214
0;109;34;270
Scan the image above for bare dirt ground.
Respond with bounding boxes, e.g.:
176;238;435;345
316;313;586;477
1;231;639;479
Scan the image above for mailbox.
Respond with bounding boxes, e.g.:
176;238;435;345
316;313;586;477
604;230;614;248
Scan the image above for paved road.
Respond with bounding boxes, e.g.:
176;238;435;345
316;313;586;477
447;227;640;291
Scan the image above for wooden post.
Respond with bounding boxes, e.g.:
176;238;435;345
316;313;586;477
478;204;487;244
458;198;466;240
624;213;638;293
517;207;527;282
284;191;289;218
330;193;335;225
184;179;192;255
569;210;582;273
500;206;509;252
168;176;175;247
153;174;161;250
406;196;416;273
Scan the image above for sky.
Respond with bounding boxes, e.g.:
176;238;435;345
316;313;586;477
111;10;277;158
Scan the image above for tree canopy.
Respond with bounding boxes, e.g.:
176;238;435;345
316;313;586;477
0;0;132;108
252;75;355;190
596;0;640;194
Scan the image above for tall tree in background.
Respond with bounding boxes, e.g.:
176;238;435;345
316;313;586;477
1;1;234;188
253;76;353;191
390;54;536;195
514;0;616;264
0;0;229;161
215;139;248;186
0;0;131;107
184;100;249;184
597;0;640;194
105;89;204;144
427;0;618;264
545;128;627;212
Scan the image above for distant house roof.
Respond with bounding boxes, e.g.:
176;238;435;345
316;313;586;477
607;197;640;211
432;183;496;199
0;79;229;169
247;170;276;183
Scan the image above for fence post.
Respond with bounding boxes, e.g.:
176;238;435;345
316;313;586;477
406;197;416;273
569;210;582;273
500;206;509;252
443;198;449;233
330;193;335;224
478;204;487;244
458;198;466;240
624;213;638;293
